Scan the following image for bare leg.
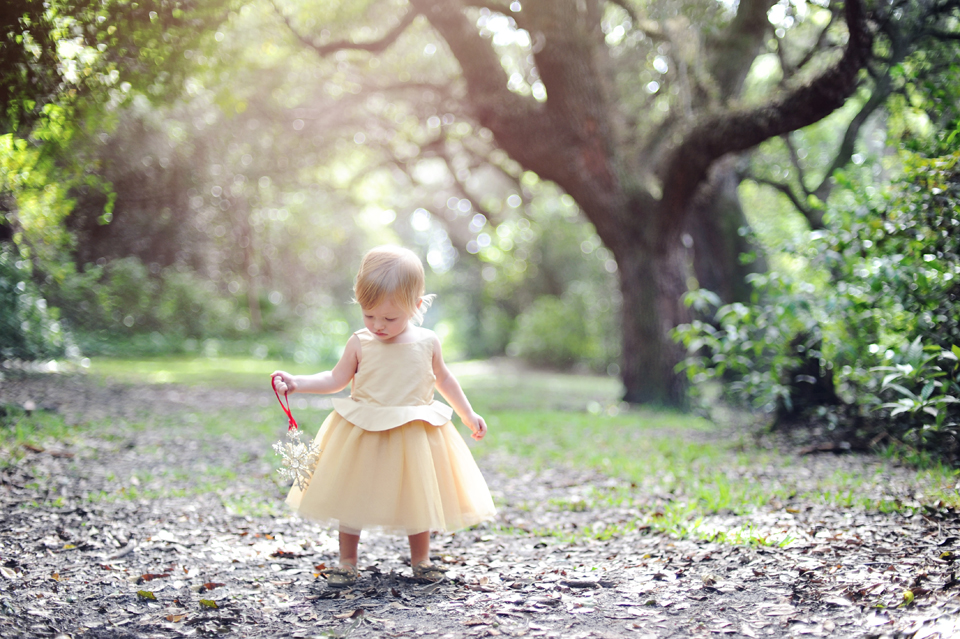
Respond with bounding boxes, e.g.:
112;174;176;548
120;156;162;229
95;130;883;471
408;531;430;567
339;530;360;569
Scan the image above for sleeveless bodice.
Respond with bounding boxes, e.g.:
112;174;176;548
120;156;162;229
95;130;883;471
331;328;453;431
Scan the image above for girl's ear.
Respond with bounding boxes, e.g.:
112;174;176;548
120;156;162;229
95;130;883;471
416;297;423;309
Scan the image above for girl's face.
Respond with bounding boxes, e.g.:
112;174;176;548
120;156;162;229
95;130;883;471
362;296;414;343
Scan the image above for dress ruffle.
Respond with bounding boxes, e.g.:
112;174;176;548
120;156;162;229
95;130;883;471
331;397;453;432
286;410;496;535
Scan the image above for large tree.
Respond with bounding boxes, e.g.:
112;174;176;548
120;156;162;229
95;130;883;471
280;0;873;405
1;0;901;404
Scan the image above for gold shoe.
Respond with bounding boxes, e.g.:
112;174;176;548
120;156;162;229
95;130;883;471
320;564;358;588
412;560;446;583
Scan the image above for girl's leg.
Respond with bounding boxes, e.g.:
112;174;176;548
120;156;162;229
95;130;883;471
408;531;430;567
339;529;360;568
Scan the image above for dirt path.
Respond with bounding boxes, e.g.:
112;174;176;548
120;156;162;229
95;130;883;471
1;373;959;638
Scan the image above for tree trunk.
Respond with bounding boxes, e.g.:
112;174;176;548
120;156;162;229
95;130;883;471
616;241;691;406
684;158;762;304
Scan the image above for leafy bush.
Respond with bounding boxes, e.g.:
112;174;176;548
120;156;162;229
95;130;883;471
0;247;68;360
674;149;960;461
47;256;243;349
156;268;237;338
99;257;159;332
511;288;617;373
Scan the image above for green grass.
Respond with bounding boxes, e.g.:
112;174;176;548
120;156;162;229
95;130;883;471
453;361;960;544
88;355;327;389
0;405;80;467
6;354;960;547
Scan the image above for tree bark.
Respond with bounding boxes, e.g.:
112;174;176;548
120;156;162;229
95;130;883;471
616;241;691;406
684;158;762;304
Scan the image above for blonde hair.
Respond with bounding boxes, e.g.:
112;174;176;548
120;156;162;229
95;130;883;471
354;246;434;325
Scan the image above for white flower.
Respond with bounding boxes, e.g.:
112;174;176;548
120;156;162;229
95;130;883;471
272;428;321;490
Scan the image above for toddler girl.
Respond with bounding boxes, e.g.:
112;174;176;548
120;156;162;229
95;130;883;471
271;245;496;587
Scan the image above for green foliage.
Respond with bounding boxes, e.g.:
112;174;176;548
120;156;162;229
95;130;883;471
155;269;237;338
510;288;616;373
874;340;960;430
673;282;804;414
446;183;621;370
675;148;960;460
47;257;241;348
511;295;588;369
0;130;79;277
0;247;68;360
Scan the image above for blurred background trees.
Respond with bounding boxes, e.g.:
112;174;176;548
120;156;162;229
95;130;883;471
2;0;959;459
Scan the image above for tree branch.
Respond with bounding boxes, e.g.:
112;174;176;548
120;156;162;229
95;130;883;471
386;158;473;251
790;7;838;79
607;0;638;24
464;1;531;29
812;68;893;202
780;133;811;193
773;30;793;79
458;136;528;198
926;29;960;40
604;0;670;43
441;154;498;226
746;175;823;229
707;0;777;100
407;0;552;169
272;1;419;58
659;0;871;238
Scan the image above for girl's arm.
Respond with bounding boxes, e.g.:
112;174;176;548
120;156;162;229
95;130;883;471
272;334;360;395
432;334;487;441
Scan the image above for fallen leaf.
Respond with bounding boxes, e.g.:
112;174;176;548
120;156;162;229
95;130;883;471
166;614;186;623
136;590;157;600
334;608;364;619
199;599;218;609
201;582;225;591
561;579;601;589
822;596;853;607
0;567;16;579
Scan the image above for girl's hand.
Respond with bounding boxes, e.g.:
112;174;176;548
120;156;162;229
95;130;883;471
271;371;297;394
465;413;487;441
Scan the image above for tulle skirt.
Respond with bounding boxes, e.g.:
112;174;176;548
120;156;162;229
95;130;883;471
285;411;496;535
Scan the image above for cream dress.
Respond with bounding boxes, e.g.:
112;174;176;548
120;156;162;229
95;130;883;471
286;328;496;535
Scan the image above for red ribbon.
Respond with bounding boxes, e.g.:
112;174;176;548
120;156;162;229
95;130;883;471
271;376;299;431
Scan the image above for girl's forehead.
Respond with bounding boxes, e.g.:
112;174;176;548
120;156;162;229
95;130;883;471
362;296;406;314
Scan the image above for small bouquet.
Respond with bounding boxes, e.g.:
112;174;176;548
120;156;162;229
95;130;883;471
271;378;321;491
